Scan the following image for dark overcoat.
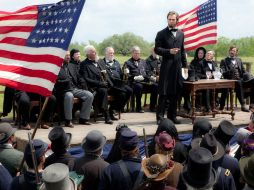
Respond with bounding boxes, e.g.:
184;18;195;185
80;58;113;91
155;27;187;95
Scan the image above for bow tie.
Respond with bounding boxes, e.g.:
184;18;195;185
169;28;177;32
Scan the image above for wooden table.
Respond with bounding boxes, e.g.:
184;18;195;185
182;79;236;123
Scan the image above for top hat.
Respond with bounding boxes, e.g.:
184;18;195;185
119;130;139;151
243;72;254;83
48;127;72;150
213;120;236;147
192;119;212;139
181;147;217;189
155;132;175;152
0;123;16;144
142;154;174;181
41;163;77;190
239;154;254;187
191;133;225;161
81;130;106;153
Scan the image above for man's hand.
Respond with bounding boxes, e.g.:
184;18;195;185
170;48;180;55
150;76;157;83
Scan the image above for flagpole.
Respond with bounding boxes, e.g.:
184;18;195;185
18;97;49;172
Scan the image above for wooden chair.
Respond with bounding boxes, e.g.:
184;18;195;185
13;99;42;128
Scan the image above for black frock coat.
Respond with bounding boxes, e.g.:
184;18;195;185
155;27;187;96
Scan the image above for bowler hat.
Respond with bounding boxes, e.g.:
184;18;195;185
142;154;174;181
41;163;77;190
48;127;72;149
119;130;139;151
181;147;217;189
213;120;236;147
81;130;106;153
192;119;212;139
239;154;254;187
0;123;16;144
191;133;225;161
24;139;48;168
155;132;175;152
243;72;254;83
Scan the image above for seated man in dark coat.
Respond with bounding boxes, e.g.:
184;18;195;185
220;45;254;112
54;50;94;127
99;47;132;119
80;45;113;124
125;46;158;113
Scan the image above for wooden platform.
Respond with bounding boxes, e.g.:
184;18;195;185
1;108;251;151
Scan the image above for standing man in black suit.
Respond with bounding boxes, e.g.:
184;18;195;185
220;45;254;112
155;11;187;124
80;45;113;124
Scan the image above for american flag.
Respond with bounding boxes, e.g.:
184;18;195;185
177;0;217;51
0;0;85;96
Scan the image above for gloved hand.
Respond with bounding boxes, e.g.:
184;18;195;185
150;76;157;83
134;75;144;82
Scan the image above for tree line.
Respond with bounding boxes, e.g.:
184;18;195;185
69;32;254;57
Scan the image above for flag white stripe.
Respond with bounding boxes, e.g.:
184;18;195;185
184;29;217;42
0;20;36;26
0;32;30;41
0;43;66;58
0;71;54;91
185;37;217;48
184;22;217;35
179;9;198;21
0;11;38;17
0;57;60;75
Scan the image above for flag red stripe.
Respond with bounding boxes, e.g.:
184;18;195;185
0;6;37;14
0;26;34;34
185;40;217;51
0;37;27;46
184;25;217;38
0;14;37;21
0;78;52;97
0;64;57;82
0;50;63;65
184;33;217;45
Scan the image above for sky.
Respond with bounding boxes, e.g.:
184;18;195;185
1;0;254;44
